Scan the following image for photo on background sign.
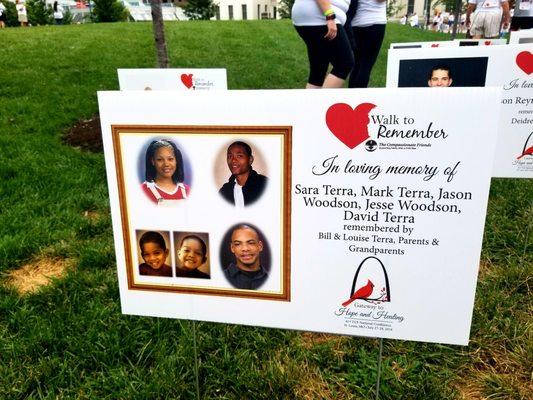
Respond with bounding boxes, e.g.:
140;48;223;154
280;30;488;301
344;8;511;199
138;137;193;205
219;223;272;291
214;140;269;207
458;41;479;47
398;57;489;87
173;231;211;279
135;230;173;277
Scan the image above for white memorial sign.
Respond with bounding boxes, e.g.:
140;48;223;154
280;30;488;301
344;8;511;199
508;29;533;44
118;68;227;91
386;45;533;178
390;41;458;49
98;88;501;345
390;39;507;50
453;38;507;46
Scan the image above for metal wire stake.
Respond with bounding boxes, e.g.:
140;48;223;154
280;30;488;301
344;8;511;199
375;338;384;400
523;205;532;261
192;320;200;400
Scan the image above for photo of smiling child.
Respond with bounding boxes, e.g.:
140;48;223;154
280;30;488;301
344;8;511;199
137;231;173;277
175;233;210;279
141;138;190;205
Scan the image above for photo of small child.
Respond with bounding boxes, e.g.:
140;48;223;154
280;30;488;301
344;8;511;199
175;234;210;279
138;231;173;277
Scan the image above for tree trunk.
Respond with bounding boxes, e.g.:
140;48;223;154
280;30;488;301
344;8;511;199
451;0;462;39
151;0;169;68
425;0;432;30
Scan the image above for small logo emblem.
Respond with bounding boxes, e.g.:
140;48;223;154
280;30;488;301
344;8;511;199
365;140;377;152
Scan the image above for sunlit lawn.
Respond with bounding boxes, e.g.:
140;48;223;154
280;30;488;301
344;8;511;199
0;20;530;399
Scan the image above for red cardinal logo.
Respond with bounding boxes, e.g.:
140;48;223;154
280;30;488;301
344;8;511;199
431;43;439;47
517;132;533;160
516;51;533;75
180;73;194;89
484;40;492;45
341;279;374;307
326;103;376;149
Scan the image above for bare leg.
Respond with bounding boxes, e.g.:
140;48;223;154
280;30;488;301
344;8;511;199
322;73;345;88
306;83;322;89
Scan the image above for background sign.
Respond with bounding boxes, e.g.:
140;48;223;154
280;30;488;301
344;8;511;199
509;29;533;44
117;68;228;91
390;39;506;50
453;39;507;46
98;88;501;345
390;41;458;49
386;45;533;178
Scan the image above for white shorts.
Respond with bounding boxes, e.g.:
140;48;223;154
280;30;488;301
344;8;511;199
470;11;502;38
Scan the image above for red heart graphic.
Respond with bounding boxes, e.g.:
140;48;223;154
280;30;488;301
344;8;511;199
181;73;194;89
431;43;439;47
484;40;491;45
325;103;376;149
516;51;533;75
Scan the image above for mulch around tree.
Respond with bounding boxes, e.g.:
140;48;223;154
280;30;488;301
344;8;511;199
62;114;103;153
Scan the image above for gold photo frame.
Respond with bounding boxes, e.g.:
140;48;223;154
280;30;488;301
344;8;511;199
112;125;292;301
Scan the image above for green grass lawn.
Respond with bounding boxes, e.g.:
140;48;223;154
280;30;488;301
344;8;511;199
0;20;531;399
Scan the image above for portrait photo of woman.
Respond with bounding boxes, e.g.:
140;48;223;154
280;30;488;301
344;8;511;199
141;139;190;205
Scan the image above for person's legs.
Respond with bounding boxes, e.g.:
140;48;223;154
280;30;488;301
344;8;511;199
470;12;485;38
295;25;330;87
484;11;502;38
322;74;346;88
348;24;386;88
324;26;354;88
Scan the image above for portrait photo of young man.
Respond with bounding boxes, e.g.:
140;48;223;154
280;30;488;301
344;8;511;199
223;224;269;290
218;141;268;207
428;65;453;87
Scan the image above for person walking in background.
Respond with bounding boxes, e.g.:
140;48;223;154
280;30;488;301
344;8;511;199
53;1;64;25
399;14;407;24
16;0;28;27
292;0;354;88
0;2;7;28
409;12;419;27
466;0;510;38
431;12;439;30
345;0;386;88
447;13;455;32
460;12;467;33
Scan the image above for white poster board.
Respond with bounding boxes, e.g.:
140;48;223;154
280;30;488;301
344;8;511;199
98;88;501;345
390;41;458;49
509;29;533;44
117;68;228;91
386;45;533;178
453;38;507;46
